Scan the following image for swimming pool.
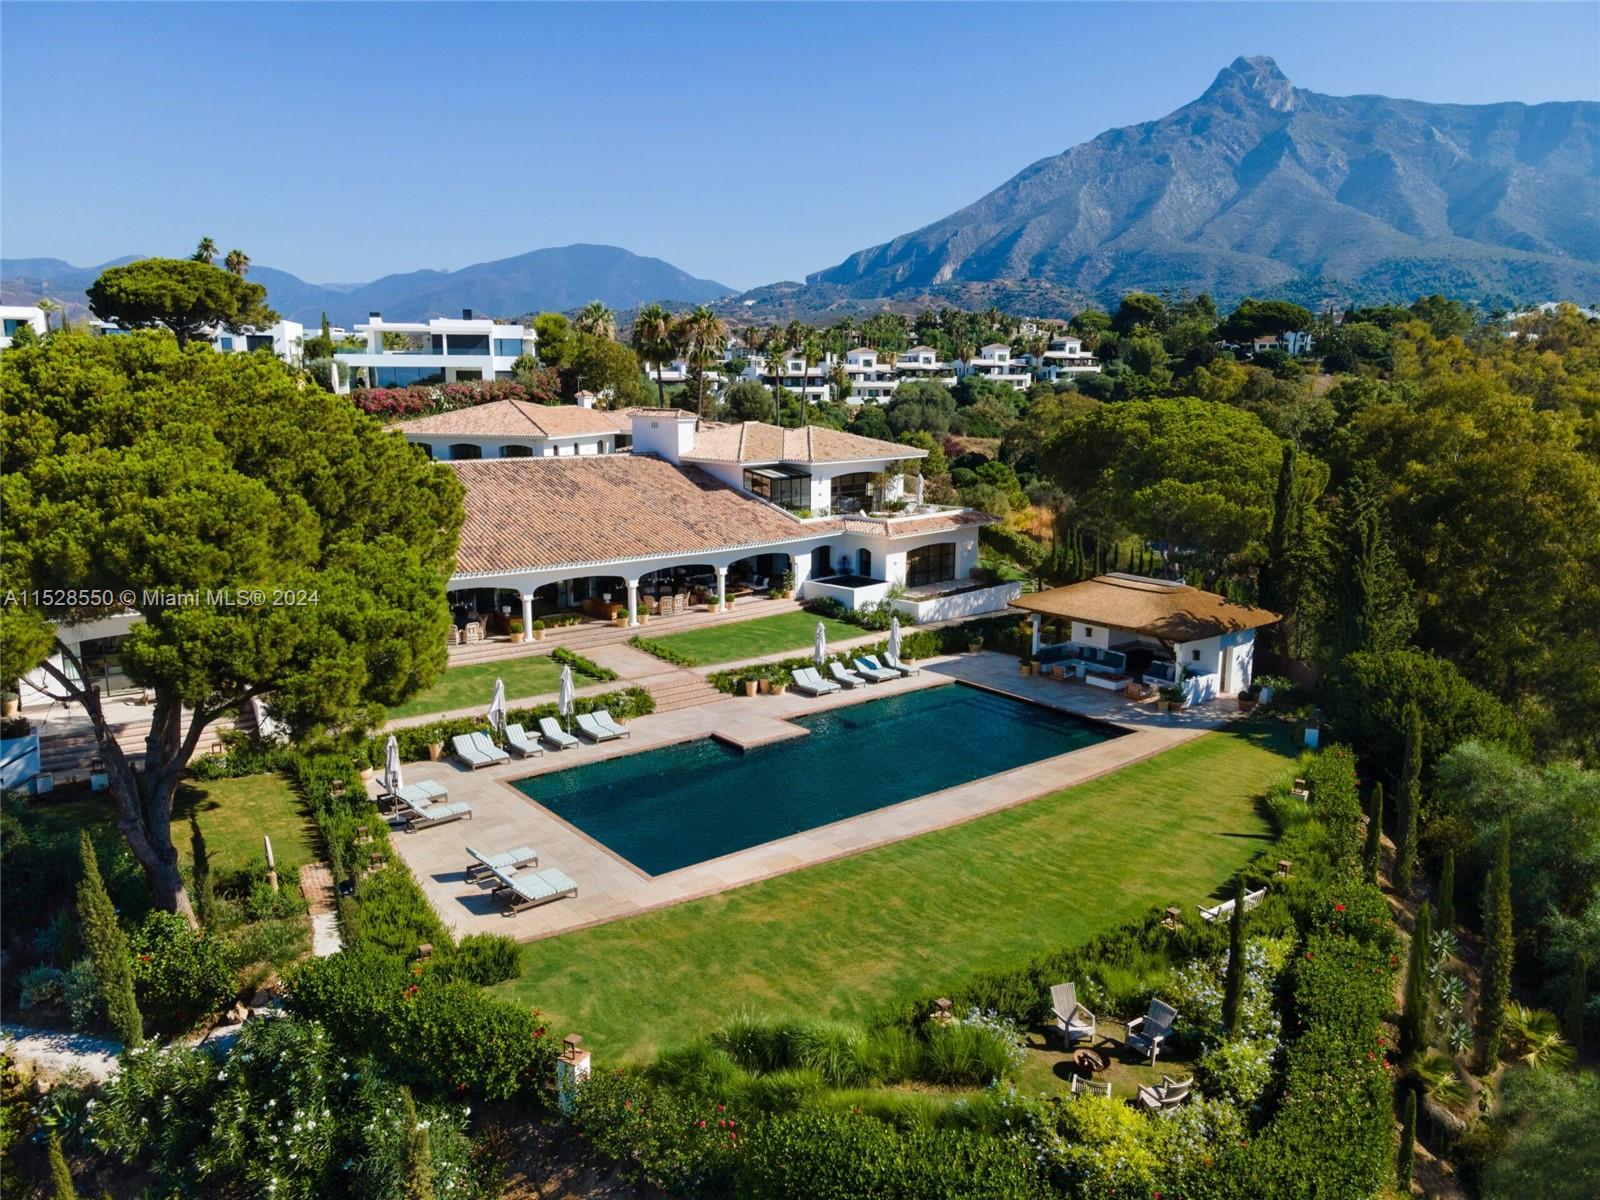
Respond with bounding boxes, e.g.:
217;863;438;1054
512;684;1120;875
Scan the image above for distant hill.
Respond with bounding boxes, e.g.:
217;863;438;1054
0;244;733;325
797;56;1600;314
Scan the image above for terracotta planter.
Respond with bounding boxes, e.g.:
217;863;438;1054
510;632;525;645
533;629;545;640
427;743;443;762
1019;663;1034;676
1;698;17;718
758;679;772;695
743;680;758;698
967;642;983;653
1237;696;1257;711
360;766;376;781
773;683;787;696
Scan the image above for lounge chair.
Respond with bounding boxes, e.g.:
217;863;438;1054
491;865;579;913
853;656;899;684
1125;999;1178;1067
1199;886;1267;923
1050;982;1097;1047
828;660;866;688
575;712;622;742
465;843;539;881
538;717;579;750
1135;1075;1193;1113
875;652;920;677
593;709;632;738
468;730;510;766
398;792;472;830
382;779;448;812
790;667;840;697
452;734;496;770
504;723;543;758
1070;1074;1112;1099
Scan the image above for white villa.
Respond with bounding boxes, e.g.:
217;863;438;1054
757;351;831;406
961;344;1032;391
393;399;633;459
1;304;48;348
1032;334;1101;380
1012;574;1279;703
442;409;1009;633
209;319;305;367
333;310;535;392
843;347;900;405
892;346;959;385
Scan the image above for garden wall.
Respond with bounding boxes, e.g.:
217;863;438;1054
893;580;1021;623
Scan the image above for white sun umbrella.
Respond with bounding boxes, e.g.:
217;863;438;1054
383;734;402;797
814;620;827;667
487;677;507;738
915;473;925;509
558;663;576;731
888;615;902;664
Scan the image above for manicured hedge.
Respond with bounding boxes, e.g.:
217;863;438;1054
370;686;653;764
628;634;698;667
551;645;617;681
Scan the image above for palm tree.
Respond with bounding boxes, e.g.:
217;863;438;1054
35;297;60;334
681;306;728;420
224;249;250;276
799;332;822;427
192;237;217;265
629;303;677;408
576;301;616;341
765;333;790;426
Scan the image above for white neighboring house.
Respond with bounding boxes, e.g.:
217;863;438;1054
1240;331;1315;356
961;344;1032;391
209;320;306;367
392;399;632;460
759;351;831;406
893;346;959;386
332;310;536;393
1033;334;1101;380
1;305;48;348
842;347;899;405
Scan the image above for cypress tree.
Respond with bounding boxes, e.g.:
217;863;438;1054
75;832;141;1049
401;1086;436;1200
1397;1088;1417;1192
1400;901;1433;1061
48;1132;78;1200
1222;876;1247;1033
1477;821;1513;1072
1333;473;1383;660
1259;441;1298;619
1436;848;1456;935
1393;702;1422;894
1565;953;1588;1052
1362;782;1385;884
191;818;215;930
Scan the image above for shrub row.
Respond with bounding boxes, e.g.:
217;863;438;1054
550;645;617;681
364;686;654;765
628;634;699;667
351;377;532;418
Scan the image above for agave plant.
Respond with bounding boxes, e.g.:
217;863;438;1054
1502;1002;1576;1071
1430;928;1459;966
1437;974;1467;1016
1414;1047;1470;1107
1446;1018;1473;1056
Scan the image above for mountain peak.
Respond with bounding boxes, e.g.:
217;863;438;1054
1204;54;1296;111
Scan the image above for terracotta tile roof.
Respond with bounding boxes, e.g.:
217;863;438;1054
449;455;833;576
393;400;624;439
1010;574;1280;642
682;421;925;465
852;510;996;537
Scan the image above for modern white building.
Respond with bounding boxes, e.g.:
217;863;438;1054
1033;334;1101;380
333;310;535;392
758;351;831;406
961;344;1032;391
893;346;959;386
0;305;48;348
842;347;900;405
209;319;306;367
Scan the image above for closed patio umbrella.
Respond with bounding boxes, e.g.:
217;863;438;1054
383;734;402;796
814;621;827;667
488;677;506;737
888;616;902;662
558;664;575;731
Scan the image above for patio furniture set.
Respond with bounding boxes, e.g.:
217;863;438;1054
791;653;919;696
1051;982;1190;1111
464;843;579;913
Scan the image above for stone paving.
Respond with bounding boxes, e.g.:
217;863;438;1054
381;651;1245;943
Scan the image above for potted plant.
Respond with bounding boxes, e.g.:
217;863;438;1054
427;741;443;762
532;619;546;642
772;672;788;696
1237;684;1258;711
967;635;984;654
1158;683;1185;712
1018;652;1034;677
758;670;772;695
508;618;525;645
1;690;17;719
743;673;759;698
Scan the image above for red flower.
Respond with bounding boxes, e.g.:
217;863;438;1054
1334;903;1345;912
697;1119;706;1128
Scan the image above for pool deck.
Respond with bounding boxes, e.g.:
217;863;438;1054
378;652;1247;942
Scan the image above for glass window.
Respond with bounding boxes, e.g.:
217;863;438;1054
447;334;490;356
447;443;483;460
907;542;956;587
744;468;809;511
493;338;522;356
500;444;533;458
833;472;876;510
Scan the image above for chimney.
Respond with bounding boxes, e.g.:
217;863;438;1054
462;308;473;320
368;311;381;320
574;390;596;409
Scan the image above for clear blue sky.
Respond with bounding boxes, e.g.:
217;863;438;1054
3;2;1596;291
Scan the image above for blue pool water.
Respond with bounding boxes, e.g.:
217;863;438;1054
512;685;1119;875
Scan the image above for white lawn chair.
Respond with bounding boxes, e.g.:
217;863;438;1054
491;865;579;913
398;792;472;831
1070;1074;1112;1099
593;709;631;738
853;656;899;683
538;717;579;750
468;731;509;765
452;734;495;770
791;667;839;696
1050;982;1097;1047
1125;999;1178;1066
384;779;448;813
465;844;539;881
504;723;543;758
828;660;865;688
575;712;621;742
1136;1075;1193;1113
881;651;919;676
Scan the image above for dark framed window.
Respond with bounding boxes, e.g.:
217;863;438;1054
744;466;810;511
447;443;483;460
907;541;955;587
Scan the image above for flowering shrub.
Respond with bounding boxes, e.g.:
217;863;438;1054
569;1071;741;1194
128;911;235;1034
1197;1036;1275;1108
351;378;535;419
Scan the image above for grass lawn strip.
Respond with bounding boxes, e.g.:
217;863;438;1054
385;655;571;719
635;610;861;666
496;723;1292;1060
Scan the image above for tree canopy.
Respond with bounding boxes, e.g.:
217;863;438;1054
86;258;277;346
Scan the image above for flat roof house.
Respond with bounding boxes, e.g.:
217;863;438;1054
333;310;535;392
0;305;47;348
961;344;1032;391
893;345;959;385
843;347;899;405
209;319;305;367
1011;574;1279;703
1034;334;1101;380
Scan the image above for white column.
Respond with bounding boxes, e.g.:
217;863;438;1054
626;579;639;628
1030;613;1042;656
521;593;534;636
715;566;728;613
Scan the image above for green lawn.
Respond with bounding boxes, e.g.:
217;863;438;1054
173;774;320;876
637;610;862;666
496;723;1293;1060
386;656;571;719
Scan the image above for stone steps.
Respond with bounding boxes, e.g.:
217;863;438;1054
646;674;730;714
38;720;229;779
